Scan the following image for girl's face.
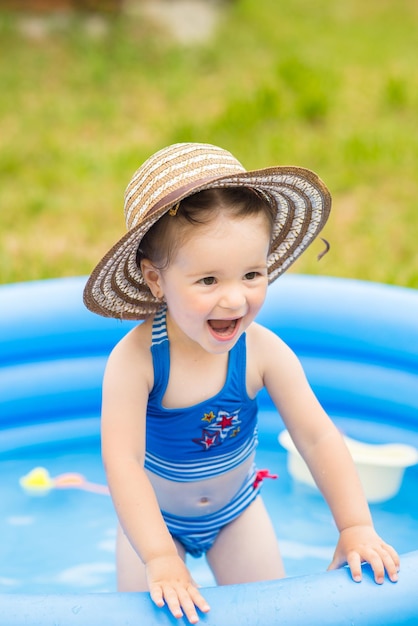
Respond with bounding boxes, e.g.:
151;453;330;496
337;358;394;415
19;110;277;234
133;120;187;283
149;211;270;354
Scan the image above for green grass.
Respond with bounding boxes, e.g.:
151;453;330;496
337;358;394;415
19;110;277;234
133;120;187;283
1;0;418;287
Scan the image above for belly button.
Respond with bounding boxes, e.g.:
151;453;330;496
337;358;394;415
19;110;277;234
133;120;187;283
199;496;210;505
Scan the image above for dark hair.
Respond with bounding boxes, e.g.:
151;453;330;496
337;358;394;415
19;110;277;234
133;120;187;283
136;187;276;270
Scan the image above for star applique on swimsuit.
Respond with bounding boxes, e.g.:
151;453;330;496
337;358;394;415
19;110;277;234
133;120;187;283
193;409;241;450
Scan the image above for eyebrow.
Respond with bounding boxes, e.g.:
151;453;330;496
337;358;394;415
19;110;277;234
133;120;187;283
186;263;268;278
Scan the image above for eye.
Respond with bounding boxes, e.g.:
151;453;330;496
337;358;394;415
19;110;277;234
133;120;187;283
199;276;216;285
244;271;258;280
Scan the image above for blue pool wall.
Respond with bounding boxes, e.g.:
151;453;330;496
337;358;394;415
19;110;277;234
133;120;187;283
1;274;418;447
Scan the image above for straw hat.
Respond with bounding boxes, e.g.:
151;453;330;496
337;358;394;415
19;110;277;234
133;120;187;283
83;142;331;319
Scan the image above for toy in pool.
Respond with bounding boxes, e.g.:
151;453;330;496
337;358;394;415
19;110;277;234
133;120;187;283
19;467;110;496
1;274;418;625
279;430;418;503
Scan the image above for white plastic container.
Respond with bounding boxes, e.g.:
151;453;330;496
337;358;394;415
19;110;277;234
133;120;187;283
278;429;418;503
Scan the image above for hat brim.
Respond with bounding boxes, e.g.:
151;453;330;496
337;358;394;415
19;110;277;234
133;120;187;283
83;166;331;319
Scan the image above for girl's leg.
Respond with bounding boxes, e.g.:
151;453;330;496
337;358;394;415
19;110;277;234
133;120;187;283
206;496;285;585
116;524;186;591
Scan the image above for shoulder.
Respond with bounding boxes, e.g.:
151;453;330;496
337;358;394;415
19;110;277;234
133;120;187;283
246;321;292;357
104;317;154;393
246;321;305;381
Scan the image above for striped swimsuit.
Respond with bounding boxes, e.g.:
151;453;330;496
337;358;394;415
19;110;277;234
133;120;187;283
144;307;264;558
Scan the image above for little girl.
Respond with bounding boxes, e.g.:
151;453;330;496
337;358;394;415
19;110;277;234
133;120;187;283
84;143;399;623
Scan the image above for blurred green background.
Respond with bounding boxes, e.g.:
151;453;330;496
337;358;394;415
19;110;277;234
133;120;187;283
1;0;417;287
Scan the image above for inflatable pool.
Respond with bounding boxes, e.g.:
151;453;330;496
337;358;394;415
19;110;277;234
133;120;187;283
1;274;418;625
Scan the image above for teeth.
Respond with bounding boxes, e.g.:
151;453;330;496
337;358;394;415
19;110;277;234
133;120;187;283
209;319;236;332
208;319;238;338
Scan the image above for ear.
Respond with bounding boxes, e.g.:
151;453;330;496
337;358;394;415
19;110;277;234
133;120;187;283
140;259;164;300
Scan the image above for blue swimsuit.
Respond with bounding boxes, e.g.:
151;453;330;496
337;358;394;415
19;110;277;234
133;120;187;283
144;307;266;558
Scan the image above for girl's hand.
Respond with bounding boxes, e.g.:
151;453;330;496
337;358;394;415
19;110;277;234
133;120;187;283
327;525;400;584
146;554;210;623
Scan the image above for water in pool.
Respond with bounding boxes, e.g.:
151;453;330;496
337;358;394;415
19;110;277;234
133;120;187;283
1;428;417;594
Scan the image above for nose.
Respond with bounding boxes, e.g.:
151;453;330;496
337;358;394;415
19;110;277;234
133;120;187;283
218;284;246;311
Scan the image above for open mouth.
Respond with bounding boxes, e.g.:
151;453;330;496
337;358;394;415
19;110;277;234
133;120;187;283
207;318;240;339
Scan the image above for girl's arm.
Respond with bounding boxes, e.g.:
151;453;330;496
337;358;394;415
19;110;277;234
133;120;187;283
101;328;210;623
250;324;400;584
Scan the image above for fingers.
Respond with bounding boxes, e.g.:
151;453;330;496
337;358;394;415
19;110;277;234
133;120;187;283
150;582;210;624
188;585;211;616
328;549;364;582
329;543;400;585
380;543;400;583
352;543;400;584
149;585;166;609
346;551;363;582
330;526;401;586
